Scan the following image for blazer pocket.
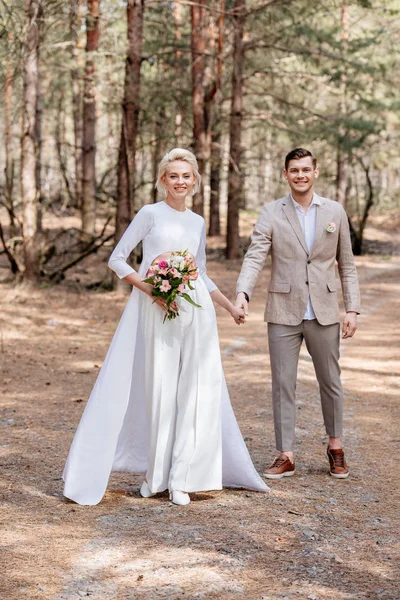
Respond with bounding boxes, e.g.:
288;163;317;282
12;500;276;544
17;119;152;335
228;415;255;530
268;282;291;293
327;281;337;292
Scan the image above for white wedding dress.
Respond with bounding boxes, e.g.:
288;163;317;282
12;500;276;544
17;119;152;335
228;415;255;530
63;201;269;504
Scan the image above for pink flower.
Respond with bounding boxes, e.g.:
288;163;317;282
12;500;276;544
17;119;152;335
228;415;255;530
158;268;168;276
327;222;336;233
168;267;181;278
188;270;198;280
160;280;171;293
177;284;185;293
158;260;168;269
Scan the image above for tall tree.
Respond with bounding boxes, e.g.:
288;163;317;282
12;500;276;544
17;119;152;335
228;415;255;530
35;6;43;232
4;31;16;238
190;0;207;215
81;0;99;235
336;1;349;207
173;1;183;144
115;0;144;280
21;0;41;281
116;0;144;239
226;0;245;259
70;0;84;209
209;0;225;236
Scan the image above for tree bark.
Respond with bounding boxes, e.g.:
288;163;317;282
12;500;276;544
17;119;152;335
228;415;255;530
116;0;144;244
336;1;349;207
208;0;225;237
35;31;43;232
209;136;221;236
21;0;41;282
115;0;144;291
173;1;183;144
5;31;17;239
152;107;165;204
190;0;207;215
70;0;84;209
226;0;245;259
81;0;99;235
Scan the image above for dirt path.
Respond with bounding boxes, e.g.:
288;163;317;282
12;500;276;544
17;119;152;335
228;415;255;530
1;252;399;600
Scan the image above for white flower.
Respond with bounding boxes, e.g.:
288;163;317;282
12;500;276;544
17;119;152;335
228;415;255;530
326;222;336;233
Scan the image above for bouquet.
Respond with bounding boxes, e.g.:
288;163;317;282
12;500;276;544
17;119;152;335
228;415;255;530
142;250;202;322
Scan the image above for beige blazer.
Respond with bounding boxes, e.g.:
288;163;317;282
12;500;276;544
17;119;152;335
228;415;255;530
236;194;360;326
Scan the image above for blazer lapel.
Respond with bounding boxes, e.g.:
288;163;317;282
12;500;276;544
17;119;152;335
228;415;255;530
309;196;329;259
281;196;309;256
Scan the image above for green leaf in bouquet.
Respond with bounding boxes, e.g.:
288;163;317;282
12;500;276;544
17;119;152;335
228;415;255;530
187;281;194;290
181;293;202;309
170;277;182;287
142;277;154;284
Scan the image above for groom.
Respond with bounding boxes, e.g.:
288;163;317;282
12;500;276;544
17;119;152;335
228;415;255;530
236;148;360;480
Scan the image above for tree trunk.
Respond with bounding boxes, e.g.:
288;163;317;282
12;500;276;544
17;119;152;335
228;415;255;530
116;0;144;242
5;32;17;239
81;0;99;235
190;0;207;215
21;0;41;282
209;135;221;236
336;1;349;207
208;0;225;237
152;108;165;204
35;40;43;232
115;0;144;290
226;0;245;259
70;0;84;209
173;1;183;144
351;161;374;255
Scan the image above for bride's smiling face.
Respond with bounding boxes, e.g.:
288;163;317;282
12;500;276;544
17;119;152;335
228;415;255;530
162;161;196;201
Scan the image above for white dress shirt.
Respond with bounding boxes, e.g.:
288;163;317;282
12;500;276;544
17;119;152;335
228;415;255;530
291;194;321;320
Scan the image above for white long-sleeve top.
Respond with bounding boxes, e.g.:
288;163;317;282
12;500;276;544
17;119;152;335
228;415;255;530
108;200;218;293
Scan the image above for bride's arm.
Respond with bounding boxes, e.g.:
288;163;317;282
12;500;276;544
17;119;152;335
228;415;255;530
196;221;244;325
210;289;245;325
108;205;153;280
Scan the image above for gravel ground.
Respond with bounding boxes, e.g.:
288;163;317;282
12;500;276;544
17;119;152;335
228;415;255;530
1;219;399;600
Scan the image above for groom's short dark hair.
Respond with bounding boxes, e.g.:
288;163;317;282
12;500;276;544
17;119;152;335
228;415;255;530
285;148;317;170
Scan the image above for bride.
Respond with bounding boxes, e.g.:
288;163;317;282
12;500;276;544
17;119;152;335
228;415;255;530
63;148;269;505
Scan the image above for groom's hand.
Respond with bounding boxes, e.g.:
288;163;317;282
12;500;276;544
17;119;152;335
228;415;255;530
342;311;357;338
236;292;249;319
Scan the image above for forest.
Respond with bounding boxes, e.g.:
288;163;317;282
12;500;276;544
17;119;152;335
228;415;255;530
0;0;399;283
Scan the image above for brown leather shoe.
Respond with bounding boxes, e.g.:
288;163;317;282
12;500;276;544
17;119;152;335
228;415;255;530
327;448;349;479
263;456;295;479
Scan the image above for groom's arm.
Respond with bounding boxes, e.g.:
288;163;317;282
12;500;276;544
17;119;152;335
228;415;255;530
336;205;360;338
236;205;272;307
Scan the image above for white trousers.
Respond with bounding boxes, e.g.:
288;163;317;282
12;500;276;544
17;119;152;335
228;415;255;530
141;282;222;493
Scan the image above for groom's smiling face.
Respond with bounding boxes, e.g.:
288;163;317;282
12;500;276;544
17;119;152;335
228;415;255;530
283;156;319;195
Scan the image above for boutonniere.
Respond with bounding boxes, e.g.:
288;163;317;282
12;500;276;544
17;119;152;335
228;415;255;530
326;222;336;233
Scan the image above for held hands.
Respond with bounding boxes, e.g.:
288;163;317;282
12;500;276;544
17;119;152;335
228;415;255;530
230;305;246;325
235;292;249;318
342;311;357;338
232;292;249;326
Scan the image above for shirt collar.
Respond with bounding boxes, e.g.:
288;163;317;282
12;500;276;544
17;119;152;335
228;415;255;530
290;193;321;212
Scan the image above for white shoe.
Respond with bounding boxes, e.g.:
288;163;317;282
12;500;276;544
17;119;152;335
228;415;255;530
169;491;190;506
140;481;156;498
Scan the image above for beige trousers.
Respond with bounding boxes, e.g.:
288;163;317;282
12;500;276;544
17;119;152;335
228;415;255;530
268;320;343;451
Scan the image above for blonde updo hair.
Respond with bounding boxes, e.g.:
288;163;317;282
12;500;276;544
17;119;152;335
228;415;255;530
156;148;201;195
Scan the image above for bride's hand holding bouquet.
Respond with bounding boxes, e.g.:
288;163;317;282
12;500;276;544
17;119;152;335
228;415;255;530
143;250;202;322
